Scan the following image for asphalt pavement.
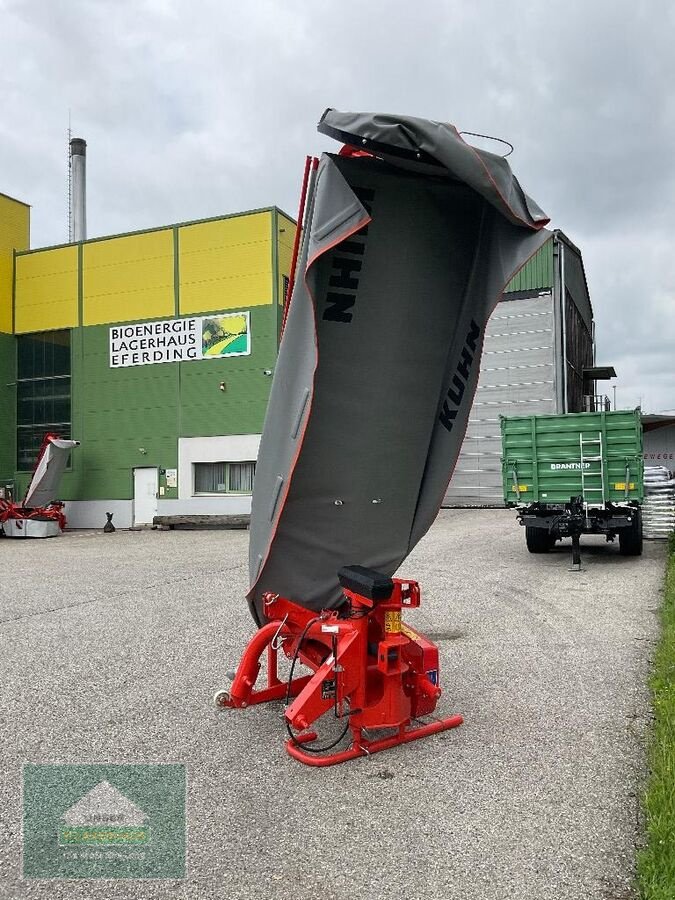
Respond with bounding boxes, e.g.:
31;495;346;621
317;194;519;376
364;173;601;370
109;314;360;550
0;510;665;899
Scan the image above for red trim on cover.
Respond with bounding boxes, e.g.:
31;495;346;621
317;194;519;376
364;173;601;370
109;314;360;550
450;124;550;231
338;145;376;159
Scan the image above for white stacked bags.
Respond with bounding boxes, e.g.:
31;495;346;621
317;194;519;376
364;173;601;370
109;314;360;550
643;466;675;539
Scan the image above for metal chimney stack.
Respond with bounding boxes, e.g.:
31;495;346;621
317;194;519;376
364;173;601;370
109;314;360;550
70;137;87;242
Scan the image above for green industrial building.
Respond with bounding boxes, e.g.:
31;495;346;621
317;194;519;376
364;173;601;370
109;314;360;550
0;186;295;528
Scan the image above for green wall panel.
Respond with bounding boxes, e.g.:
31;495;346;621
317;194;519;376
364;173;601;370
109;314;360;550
26;303;279;500
0;332;16;484
504;237;554;293
179;307;277;437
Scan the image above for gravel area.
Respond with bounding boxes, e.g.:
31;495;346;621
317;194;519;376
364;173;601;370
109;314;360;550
0;509;665;899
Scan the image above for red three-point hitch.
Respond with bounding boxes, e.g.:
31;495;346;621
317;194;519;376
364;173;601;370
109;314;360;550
215;566;463;767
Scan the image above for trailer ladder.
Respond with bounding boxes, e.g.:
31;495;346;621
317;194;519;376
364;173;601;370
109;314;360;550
579;431;605;505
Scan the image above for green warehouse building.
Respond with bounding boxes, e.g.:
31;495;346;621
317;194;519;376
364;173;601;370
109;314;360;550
0;180;295;528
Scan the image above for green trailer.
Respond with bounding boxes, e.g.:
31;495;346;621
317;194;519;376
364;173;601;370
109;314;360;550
501;409;644;562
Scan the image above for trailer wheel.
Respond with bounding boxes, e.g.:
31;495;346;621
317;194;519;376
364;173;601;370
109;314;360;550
526;527;554;553
619;509;643;557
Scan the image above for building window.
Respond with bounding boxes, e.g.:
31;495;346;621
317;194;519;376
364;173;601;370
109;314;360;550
16;330;71;471
194;461;256;495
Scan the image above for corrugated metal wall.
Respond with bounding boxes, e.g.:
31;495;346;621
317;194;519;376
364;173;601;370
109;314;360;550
14;209;276;333
443;292;557;506
564;290;594;412
443;233;595;508
0;194;29;481
178;212;272;314
15;246;79;332
38;305;278;502
504;239;554;293
644;424;675;468
0;332;16;482
0;193;30;334
83;230;175;326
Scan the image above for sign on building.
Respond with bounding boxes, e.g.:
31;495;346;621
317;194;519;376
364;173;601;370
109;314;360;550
109;312;251;368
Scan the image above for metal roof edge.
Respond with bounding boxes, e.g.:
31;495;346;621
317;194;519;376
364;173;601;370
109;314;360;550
16;206;280;256
274;206;297;226
552;228;582;258
0;190;31;209
642;414;675;425
552;228;594;321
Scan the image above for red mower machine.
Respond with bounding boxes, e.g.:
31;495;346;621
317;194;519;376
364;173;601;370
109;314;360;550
0;433;79;538
215;109;549;766
215;566;462;766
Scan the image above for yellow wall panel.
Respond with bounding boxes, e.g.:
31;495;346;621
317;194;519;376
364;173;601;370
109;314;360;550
0;194;30;332
179;212;273;314
15;246;78;333
84;229;174;326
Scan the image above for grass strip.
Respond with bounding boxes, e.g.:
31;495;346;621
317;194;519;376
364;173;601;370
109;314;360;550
638;533;675;899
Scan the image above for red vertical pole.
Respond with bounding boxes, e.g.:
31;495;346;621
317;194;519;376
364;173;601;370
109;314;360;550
281;155;318;338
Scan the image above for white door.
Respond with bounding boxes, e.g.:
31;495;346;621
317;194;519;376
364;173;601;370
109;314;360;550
133;467;158;526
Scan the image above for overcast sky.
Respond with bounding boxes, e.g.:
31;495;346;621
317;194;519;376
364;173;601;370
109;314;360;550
2;0;673;412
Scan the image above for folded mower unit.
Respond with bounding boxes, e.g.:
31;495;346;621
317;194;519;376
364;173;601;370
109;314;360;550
215;108;550;766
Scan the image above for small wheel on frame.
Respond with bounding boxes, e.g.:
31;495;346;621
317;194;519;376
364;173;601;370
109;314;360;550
213;689;231;709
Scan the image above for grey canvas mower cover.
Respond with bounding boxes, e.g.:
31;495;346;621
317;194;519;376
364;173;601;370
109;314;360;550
247;109;550;623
